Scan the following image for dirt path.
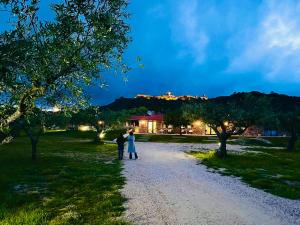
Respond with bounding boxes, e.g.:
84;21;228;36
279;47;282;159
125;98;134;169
121;142;300;225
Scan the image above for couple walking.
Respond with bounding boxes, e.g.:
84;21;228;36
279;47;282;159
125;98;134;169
116;131;138;160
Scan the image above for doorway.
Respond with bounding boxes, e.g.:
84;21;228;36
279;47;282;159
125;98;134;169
147;121;157;133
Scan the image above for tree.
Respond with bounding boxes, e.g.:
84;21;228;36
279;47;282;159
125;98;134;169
185;94;270;157
165;108;190;135
0;0;130;133
20;108;45;161
262;94;300;151
278;106;300;151
70;107;147;142
21;109;73;161
71;106;103;143
44;111;71;130
100;107;148;128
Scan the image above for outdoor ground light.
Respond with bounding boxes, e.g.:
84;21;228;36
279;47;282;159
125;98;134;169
98;120;104;126
99;131;105;139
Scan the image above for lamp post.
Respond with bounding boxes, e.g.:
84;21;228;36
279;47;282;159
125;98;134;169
98;120;104;126
96;120;105;144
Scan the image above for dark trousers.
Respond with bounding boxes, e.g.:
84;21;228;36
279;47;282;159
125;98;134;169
129;152;138;159
118;147;124;160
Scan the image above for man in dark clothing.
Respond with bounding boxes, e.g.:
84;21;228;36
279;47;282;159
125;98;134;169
116;133;126;160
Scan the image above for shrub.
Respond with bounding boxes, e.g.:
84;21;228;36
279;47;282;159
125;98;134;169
104;128;127;141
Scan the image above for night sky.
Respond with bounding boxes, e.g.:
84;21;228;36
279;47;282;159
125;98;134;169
2;0;300;105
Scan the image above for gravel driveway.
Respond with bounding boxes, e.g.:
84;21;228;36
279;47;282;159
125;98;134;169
121;142;300;225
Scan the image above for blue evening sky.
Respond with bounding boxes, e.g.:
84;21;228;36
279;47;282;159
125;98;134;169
2;0;300;105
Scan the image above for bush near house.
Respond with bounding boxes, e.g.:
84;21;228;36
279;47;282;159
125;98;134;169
0;131;128;225
104;129;127;141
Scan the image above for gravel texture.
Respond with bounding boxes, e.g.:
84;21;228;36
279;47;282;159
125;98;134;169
121;142;300;225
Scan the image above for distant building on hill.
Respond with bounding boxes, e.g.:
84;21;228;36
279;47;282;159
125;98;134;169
135;91;208;101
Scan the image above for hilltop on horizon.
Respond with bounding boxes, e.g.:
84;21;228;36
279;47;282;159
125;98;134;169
101;91;300;112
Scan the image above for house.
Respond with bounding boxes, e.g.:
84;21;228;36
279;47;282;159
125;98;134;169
127;111;283;136
127;112;164;133
127;111;216;135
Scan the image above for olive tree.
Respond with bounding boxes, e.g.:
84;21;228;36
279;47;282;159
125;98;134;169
71;106;104;143
21;109;45;160
278;107;300;151
165;108;190;135
185;94;270;157
0;0;131;133
101;107;148;128
20;109;73;160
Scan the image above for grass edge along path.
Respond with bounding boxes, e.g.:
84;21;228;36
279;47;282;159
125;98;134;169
133;134;291;147
0;131;130;225
189;148;300;199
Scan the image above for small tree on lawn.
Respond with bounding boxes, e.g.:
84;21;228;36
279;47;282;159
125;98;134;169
185;94;270;157
21;109;73;160
278;106;300;151
21;108;45;161
165;108;190;135
263;95;300;151
71;106;104;143
44;111;71;131
101;107;148;128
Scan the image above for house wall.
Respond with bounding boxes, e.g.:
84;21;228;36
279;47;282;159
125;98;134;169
192;120;206;135
156;121;164;133
129;119;282;137
132;119;210;135
131;120;164;133
138;120;148;133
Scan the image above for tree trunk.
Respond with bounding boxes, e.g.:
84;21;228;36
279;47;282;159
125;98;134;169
287;132;297;151
0;87;44;130
31;138;38;161
27;129;41;161
217;132;228;158
94;133;103;144
179;126;182;136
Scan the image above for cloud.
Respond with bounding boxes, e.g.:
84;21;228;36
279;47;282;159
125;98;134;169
227;0;300;82
170;0;209;64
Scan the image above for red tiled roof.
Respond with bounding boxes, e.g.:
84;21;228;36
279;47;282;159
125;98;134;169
129;114;164;121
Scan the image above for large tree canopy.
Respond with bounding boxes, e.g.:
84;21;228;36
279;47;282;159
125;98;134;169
185;93;271;157
0;0;130;131
165;108;190;135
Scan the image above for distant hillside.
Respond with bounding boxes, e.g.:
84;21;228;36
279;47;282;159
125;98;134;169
214;91;300;111
101;97;204;112
102;92;300;112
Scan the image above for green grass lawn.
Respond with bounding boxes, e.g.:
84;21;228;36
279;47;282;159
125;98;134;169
190;148;300;199
228;136;291;147
0;131;129;225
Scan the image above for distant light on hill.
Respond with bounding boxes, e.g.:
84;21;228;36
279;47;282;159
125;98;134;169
135;92;208;101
